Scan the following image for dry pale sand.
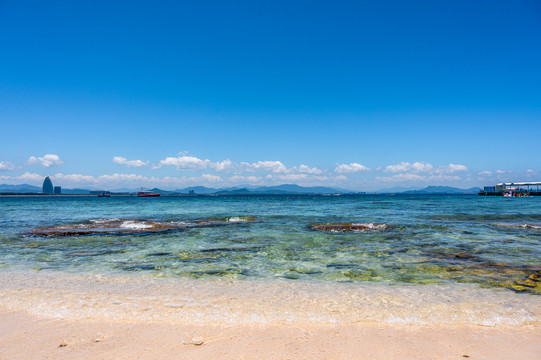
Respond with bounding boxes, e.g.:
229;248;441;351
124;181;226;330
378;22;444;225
1;310;539;360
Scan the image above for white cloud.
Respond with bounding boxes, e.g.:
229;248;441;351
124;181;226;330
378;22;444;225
155;154;323;176
209;159;234;172
478;171;492;177
113;156;149;168
159;156;210;170
19;172;45;182
376;173;461;183
295;164;323;174
384;161;467;176
241;161;323;175
27;154;63;167
201;173;223;182
526;169;536;176
335;163;370;174
0;161;15;171
435;164;468;174
0;172;44;184
385;162;433;173
54;173;97;183
241;160;288;173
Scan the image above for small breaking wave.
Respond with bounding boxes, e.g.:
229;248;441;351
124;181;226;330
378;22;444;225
310;222;389;232
225;216;256;223
492;223;541;231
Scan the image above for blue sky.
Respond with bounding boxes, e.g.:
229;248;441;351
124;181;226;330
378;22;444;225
1;1;540;190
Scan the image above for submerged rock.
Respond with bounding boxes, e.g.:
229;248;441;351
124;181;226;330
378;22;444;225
310;222;389;232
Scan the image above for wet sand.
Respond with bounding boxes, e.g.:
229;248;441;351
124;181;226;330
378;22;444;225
1;310;539;360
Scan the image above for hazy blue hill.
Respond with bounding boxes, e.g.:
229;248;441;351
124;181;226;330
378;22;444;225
147;188;178;195
213;188;253;195
253;184;344;194
212;184;350;195
0;184;41;193
172;184;353;195
110;188;137;193
403;186;481;194
260;189;290;194
375;186;421;193
61;188;91;194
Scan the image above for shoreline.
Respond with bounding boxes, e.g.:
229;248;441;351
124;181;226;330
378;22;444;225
1;270;540;326
1;271;540;358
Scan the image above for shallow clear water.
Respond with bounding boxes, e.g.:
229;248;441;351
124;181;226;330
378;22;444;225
1;194;539;294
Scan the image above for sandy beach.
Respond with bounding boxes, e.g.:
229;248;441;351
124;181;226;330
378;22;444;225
1;271;540;359
1;310;539;360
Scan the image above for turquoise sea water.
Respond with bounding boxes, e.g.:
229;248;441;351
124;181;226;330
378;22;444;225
1;194;540;294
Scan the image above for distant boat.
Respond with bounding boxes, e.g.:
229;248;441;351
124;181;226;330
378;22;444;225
98;191;111;197
137;189;160;197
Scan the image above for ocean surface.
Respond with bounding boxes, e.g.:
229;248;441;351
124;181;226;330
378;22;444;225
1;194;540;325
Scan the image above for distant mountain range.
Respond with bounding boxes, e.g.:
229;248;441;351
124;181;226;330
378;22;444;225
0;184;42;193
175;184;351;195
0;183;481;195
400;186;481;194
0;183;350;195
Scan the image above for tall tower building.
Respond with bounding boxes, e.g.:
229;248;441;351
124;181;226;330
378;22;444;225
42;176;54;194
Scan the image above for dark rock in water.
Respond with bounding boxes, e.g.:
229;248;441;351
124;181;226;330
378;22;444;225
27;217;258;237
29;219;180;237
239;268;259;277
190;268;238;277
66;250;123;257
203;269;231;275
146;252;172;257
199;247;239;253
282;271;300;279
455;253;481;260
123;264;162;271
326;263;357;269
178;257;219;264
432;252;482;262
199;246;262;253
310;222;388;232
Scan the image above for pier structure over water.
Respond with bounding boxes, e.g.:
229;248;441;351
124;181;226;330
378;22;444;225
479;182;541;196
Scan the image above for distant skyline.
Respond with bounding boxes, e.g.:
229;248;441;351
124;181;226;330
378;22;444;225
1;1;540;191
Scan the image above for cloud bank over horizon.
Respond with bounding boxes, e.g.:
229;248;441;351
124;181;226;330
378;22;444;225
0;152;536;191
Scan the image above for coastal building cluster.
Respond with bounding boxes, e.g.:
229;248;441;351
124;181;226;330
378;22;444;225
42;176;61;195
479;182;541;197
